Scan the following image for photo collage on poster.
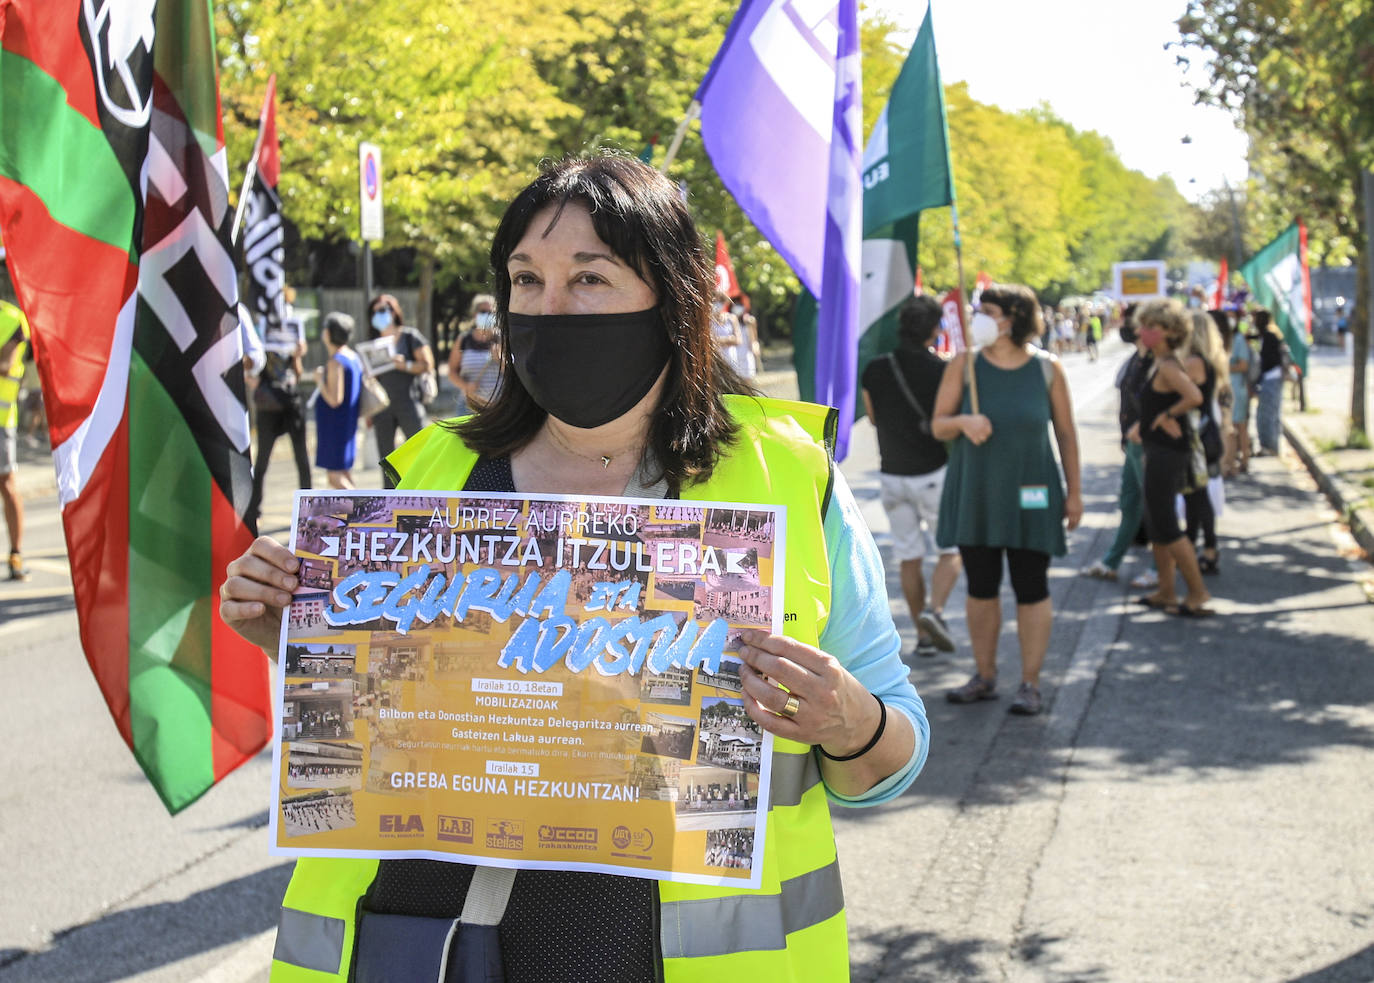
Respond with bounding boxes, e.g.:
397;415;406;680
272;491;785;888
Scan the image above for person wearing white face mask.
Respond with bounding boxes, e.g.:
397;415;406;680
367;293;435;470
931;284;1083;716
448;293;499;414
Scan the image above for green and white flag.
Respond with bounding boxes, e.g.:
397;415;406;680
1239;220;1311;375
794;3;955;407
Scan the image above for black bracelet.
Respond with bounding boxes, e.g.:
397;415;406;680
819;694;886;762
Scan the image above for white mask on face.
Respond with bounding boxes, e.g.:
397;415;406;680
970;312;1002;347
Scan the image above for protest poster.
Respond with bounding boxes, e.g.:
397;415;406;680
1111;260;1168;302
355;337;396;375
271;490;786;889
262;315;303;354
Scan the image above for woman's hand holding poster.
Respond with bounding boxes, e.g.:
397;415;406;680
272;490;785;889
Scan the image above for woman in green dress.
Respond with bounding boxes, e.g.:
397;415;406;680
931;284;1082;716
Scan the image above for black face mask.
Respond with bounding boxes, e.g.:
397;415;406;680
507;308;671;429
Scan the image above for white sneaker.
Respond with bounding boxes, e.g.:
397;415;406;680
1080;561;1118;581
1130;569;1159;590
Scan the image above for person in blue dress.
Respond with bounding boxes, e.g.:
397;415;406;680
313;312;363;489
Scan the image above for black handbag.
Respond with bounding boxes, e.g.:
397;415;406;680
1198;412;1222;465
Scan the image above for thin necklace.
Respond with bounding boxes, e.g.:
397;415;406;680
544;424;643;470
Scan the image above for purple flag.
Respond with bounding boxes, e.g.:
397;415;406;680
697;0;863;458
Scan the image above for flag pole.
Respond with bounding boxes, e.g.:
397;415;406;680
659;101;701;175
951;202;979;413
229;145;260;247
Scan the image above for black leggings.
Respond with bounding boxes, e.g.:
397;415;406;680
247;404;311;524
1183;486;1216;551
1142;445;1189;545
958;546;1051;605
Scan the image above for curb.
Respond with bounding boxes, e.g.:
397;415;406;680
1283;419;1374;560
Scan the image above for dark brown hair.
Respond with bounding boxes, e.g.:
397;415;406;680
452;153;753;490
367;293;405;340
979;283;1044;344
898;295;943;350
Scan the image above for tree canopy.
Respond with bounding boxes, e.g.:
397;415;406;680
215;3;1196;321
1176;0;1374;434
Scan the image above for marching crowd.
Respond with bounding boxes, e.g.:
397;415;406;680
859;286;1297;715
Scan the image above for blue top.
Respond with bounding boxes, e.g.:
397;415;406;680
313;349;362;471
821;469;929;806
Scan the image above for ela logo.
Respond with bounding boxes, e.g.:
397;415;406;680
379;814;424;835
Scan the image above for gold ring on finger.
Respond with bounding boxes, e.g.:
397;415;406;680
779;694;800;719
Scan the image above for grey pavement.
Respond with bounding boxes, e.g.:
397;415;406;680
1283;346;1374;558
2;340;1372;981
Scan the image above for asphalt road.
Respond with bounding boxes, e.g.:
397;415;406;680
2;341;1371;982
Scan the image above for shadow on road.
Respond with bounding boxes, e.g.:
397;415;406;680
1286;942;1374;983
850;926;1111;983
0;864;292;982
854;452;1373;819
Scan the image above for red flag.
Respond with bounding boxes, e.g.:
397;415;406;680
1298;220;1312;346
973;270;993;300
714;231;741;298
913;265;924;296
0;0;269;812
936;288;966;354
1212;257;1228;309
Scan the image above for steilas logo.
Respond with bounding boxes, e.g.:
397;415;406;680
487;819;525;850
379;814;424;837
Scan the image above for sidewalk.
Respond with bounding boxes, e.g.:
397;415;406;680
1283;345;1374;559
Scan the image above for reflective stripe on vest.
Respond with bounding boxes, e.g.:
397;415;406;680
274;906;346;974
660;856;843;958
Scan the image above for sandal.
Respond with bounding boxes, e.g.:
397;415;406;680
1135;595;1172;610
1198;553;1220;575
1166;603;1215;618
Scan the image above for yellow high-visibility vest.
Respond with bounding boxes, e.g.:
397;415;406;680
0;301;30;430
271;395;849;982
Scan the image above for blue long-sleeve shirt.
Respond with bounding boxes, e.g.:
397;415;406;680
818;470;929;806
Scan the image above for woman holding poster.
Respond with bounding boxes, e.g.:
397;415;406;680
222;153;928;983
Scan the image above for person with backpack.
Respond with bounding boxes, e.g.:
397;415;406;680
932;283;1083;716
861;295;963;658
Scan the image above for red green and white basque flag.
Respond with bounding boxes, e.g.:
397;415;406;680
0;0;271;812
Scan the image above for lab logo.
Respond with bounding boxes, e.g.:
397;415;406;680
538;825;598;850
487;819;525;850
437;815;474;844
379;814;424;837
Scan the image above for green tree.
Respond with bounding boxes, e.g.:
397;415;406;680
1177;0;1374;436
217;0;580;333
915;86;1192;303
